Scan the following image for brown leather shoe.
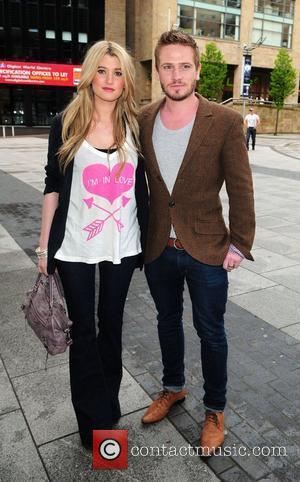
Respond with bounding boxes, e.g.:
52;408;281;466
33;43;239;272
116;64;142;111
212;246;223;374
142;389;188;424
199;411;225;456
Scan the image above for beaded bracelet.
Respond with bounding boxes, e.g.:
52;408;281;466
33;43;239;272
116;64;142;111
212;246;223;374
35;247;48;259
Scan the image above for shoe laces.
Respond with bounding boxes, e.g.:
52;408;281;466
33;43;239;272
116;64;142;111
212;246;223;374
205;412;219;428
156;390;172;405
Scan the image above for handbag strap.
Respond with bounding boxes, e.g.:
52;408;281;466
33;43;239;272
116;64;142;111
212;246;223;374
33;273;43;293
53;272;65;299
32;273;65;310
49;274;54;309
50;272;68;312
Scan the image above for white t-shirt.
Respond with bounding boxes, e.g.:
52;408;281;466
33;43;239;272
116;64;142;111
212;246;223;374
55;134;141;264
245;113;260;128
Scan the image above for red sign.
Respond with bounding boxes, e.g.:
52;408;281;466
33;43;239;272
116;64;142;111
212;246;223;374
0;61;82;87
92;430;128;470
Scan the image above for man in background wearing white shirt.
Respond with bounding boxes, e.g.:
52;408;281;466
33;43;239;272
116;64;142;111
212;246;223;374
244;107;260;151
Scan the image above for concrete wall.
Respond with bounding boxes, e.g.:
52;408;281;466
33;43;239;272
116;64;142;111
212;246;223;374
230;102;300;134
105;0;126;47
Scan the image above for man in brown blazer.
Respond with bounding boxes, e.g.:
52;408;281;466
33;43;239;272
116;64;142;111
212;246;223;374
139;31;255;456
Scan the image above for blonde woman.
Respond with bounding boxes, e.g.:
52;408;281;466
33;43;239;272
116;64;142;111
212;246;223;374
38;40;148;449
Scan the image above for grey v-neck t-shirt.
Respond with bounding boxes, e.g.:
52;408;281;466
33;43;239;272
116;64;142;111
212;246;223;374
153;111;195;237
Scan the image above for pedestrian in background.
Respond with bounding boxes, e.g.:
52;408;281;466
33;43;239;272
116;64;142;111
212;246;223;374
37;40;148;449
244;107;260;150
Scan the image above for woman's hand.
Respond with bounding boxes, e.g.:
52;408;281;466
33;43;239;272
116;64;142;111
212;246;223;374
38;257;48;275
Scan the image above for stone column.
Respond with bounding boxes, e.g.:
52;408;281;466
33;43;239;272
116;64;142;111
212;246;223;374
151;0;177;101
105;0;126;47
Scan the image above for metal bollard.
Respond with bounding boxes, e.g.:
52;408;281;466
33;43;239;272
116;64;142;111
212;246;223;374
1;126;15;137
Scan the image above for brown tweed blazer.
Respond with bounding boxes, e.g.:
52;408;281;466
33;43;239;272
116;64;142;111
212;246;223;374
139;93;255;265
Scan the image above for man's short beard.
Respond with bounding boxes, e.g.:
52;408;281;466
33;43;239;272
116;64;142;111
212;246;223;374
161;80;197;101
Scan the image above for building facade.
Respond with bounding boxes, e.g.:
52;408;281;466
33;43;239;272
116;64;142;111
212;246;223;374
0;0;107;126
127;0;300;105
1;0;299;126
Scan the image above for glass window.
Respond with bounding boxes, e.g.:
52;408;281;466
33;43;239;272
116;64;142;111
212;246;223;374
227;0;241;7
255;0;264;13
11;27;22;58
0;0;4;26
200;0;225;5
224;13;238;39
252;18;263;43
44;41;56;61
178;5;194;34
62;31;72;41
27;2;39;28
78;43;88;62
263;19;282;46
45;30;55;39
44;5;56;29
9;0;21;27
32;87;58;126
0;26;5;57
252;17;292;47
254;0;295;18
61;50;72;63
282;23;291;48
61;40;72;62
44;31;56;61
62;5;72;29
0;87;11;125
179;5;193;17
178;4;240;40
196;9;222;38
78;8;88;31
78;32;88;43
197;0;241;6
27;29;40;59
12;101;24;125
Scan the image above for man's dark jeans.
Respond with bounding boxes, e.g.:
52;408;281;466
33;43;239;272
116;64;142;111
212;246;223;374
246;127;256;149
145;247;228;411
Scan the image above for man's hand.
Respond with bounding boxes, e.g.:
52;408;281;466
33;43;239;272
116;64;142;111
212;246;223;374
223;251;243;272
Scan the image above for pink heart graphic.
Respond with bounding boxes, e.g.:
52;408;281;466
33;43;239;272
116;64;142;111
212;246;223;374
82;162;134;204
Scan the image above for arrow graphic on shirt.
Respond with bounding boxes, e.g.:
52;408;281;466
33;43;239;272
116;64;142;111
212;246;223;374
82;196;131;240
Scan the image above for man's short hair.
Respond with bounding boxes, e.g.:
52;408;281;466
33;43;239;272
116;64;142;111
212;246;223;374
154;30;200;70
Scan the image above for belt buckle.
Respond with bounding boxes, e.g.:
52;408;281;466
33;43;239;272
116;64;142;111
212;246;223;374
173;238;184;250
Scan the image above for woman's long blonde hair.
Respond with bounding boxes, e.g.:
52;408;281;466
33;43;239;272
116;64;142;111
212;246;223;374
58;40;140;171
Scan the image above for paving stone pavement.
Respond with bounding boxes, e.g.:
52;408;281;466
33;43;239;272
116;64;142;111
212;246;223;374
0;134;300;481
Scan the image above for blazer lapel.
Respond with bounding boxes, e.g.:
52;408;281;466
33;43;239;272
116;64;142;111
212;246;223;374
175;94;213;181
141;94;214;194
140;98;165;179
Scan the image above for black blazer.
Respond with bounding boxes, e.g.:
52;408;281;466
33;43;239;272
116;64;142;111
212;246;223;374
44;114;149;274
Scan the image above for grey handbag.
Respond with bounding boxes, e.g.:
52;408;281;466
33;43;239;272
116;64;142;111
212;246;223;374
21;272;73;355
